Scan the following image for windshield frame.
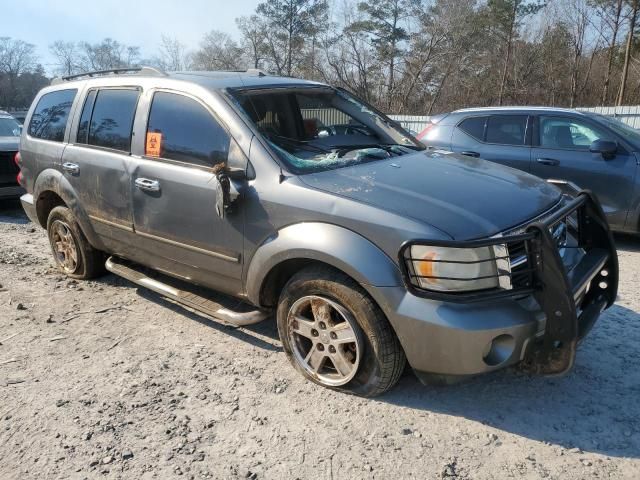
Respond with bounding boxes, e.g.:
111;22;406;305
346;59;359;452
591;113;640;148
226;84;424;175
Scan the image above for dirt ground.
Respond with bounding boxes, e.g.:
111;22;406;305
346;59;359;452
0;199;639;480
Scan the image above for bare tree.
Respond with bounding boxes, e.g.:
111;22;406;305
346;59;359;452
617;0;639;105
591;0;627;104
237;15;268;69
49;41;81;76
256;0;330;76
0;37;39;109
77;38;141;71
156;35;190;71
191;31;244;70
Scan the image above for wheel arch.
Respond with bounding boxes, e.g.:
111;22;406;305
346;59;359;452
245;222;403;308
33;168;104;250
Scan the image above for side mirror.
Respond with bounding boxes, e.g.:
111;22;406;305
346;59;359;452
213;171;242;219
589;139;617;160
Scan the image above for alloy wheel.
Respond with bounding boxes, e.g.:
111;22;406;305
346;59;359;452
51;220;78;273
287;295;362;387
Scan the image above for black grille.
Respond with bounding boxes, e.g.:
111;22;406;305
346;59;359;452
0;151;19;187
507;239;535;290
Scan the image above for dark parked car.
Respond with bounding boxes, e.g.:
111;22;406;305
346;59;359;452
417;107;640;234
18;70;617;396
0;111;24;200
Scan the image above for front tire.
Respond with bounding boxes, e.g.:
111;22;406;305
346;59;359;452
277;266;406;397
46;206;105;280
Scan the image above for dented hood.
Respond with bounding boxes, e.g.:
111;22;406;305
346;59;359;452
299;150;562;240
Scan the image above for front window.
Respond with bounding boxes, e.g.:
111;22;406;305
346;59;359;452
146;91;230;168
539;116;613;150
0;117;21;137
231;86;423;173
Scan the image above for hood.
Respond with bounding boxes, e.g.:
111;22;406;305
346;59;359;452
299;150;562;240
0;136;19;151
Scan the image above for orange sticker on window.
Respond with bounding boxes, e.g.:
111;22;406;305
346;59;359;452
146;132;162;157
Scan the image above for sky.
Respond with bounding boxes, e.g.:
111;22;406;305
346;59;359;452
2;0;260;73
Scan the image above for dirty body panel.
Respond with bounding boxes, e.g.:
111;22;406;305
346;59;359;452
18;70;618;383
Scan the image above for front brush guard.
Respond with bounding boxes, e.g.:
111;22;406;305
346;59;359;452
522;191;618;375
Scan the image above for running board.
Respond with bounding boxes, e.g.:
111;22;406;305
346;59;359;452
105;256;269;326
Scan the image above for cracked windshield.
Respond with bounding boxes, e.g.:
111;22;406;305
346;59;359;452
233;87;423;173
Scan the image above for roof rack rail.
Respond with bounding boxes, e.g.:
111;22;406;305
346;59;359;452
245;68;268;77
51;66;167;85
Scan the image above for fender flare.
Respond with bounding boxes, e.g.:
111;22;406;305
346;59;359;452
33;168;105;250
245;222;403;305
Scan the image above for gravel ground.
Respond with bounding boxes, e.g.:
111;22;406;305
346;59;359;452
0;198;639;480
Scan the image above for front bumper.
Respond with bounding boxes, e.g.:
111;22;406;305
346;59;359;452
371;192;618;379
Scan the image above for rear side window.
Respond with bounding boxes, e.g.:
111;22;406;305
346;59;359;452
458;116;487;141
486;115;527;146
87;89;139;152
28;89;77;142
146;91;230;167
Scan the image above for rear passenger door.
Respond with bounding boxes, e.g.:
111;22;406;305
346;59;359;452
62;87;140;249
451;114;533;172
129;90;245;295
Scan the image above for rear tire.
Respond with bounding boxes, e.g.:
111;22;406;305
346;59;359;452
46;206;105;280
277;266;406;397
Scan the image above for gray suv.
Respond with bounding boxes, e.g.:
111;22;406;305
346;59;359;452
18;69;618;396
418;107;640;234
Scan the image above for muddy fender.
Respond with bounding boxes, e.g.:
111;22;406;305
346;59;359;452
33;168;104;250
245;222;403;305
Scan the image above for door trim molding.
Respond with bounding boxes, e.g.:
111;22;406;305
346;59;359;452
135;230;240;263
89;215;134;232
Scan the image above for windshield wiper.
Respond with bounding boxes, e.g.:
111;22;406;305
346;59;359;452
267;134;332;154
335;144;401;158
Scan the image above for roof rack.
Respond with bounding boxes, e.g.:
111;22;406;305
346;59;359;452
245;68;268;77
51;66;167;85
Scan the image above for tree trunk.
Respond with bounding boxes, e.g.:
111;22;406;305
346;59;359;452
617;0;639;106
498;2;518;106
287;23;294;76
602;0;623;105
387;8;400;112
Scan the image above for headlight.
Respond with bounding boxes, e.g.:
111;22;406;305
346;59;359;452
404;244;505;292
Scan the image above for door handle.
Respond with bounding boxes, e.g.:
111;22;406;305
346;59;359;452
135;178;160;192
62;162;79;175
460;151;480;158
536;158;560;166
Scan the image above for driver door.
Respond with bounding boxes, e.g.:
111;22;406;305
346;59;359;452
129;90;245;295
530;115;636;229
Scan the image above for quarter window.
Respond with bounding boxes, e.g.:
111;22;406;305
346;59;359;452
76;90;97;144
88;89;139;152
458;116;487;141
146;92;230;167
539;116;613;150
28;89;77;142
486;115;528;146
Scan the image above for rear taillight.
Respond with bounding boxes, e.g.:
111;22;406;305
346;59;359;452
14;152;24;186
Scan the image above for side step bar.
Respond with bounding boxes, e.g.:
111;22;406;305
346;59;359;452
105;256;269;327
